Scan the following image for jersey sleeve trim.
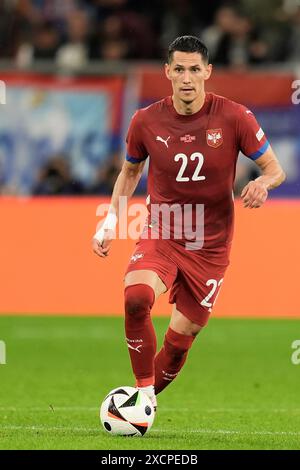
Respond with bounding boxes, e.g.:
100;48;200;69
126;153;148;163
248;141;270;160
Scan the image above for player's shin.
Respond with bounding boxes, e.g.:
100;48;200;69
154;327;195;394
124;284;157;389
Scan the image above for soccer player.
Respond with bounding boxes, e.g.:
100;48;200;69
92;36;285;409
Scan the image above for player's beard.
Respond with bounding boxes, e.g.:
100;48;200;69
179;90;197;106
180;97;196;112
181;98;194;105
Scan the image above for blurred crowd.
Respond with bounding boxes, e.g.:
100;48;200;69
0;150;257;197
31;152;124;196
0;152;146;196
0;0;299;68
0;0;296;197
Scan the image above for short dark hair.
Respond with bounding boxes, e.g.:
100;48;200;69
168;36;209;64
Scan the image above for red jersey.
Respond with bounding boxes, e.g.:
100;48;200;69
126;93;269;249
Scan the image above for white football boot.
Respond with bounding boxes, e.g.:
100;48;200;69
137;385;157;411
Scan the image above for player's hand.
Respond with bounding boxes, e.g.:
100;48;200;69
92;230;114;258
241;180;268;208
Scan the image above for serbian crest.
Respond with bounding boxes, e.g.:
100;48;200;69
206;128;223;148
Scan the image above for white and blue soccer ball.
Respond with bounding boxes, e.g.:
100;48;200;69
100;386;155;436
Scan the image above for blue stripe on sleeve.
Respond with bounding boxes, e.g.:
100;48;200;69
126;153;147;163
248;141;270;160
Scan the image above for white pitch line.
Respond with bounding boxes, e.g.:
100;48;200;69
0;425;99;433
0;407;191;412
0;407;99;412
152;429;300;437
0;425;300;437
0;407;300;413
202;408;300;413
0;405;100;412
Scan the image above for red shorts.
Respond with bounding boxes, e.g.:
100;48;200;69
125;239;230;327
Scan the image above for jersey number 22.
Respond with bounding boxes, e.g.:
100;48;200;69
174;152;206;182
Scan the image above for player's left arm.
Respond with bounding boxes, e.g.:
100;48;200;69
241;145;286;209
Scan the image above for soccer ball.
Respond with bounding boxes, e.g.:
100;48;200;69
100;386;155;436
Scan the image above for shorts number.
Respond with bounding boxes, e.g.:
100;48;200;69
174;152;206;182
201;278;224;310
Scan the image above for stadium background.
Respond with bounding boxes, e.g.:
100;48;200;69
1;0;300;451
0;0;299;319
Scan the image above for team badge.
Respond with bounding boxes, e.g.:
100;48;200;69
206;129;223;148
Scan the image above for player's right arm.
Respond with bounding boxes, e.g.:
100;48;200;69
110;160;146;217
93;110;147;258
92;160;145;258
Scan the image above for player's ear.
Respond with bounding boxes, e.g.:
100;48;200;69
204;64;212;81
165;63;171;81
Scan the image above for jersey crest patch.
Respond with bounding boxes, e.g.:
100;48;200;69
206;129;223;148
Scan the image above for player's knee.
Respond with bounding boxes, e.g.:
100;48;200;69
165;339;190;359
172;318;203;337
124;284;155;319
164;326;198;360
189;324;203;337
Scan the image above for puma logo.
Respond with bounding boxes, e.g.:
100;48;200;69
130;253;144;263
127;343;142;353
156;135;170;148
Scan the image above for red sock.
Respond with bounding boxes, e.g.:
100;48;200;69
154;327;195;394
124;284;156;387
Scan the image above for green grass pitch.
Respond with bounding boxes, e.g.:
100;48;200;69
0;315;300;450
